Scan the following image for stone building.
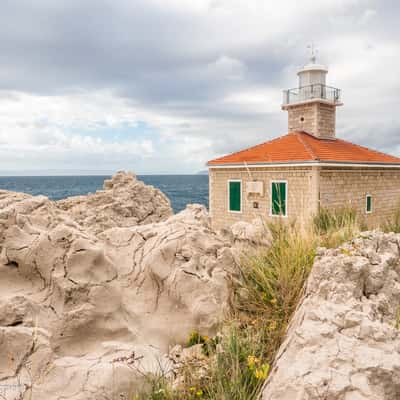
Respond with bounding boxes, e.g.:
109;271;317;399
207;57;400;230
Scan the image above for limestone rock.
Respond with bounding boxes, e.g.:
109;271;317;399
221;218;271;247
169;344;209;390
0;183;236;399
57;171;173;234
261;231;400;400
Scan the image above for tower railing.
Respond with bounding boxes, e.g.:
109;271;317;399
283;84;341;105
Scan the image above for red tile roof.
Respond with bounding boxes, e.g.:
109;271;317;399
207;131;400;166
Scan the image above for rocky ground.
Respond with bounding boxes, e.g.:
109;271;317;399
2;172;400;400
0;173;241;400
261;231;400;400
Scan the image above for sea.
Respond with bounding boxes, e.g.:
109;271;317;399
0;175;209;213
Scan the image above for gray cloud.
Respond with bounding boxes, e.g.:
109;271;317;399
0;0;399;173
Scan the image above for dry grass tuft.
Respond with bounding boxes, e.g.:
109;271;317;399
313;207;360;248
382;202;400;233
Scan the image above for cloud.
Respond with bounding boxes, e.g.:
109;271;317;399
0;91;156;171
0;0;399;173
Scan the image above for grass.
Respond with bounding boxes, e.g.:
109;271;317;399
313;206;361;248
382;201;400;233
233;222;317;367
197;325;270;400
135;208;362;400
133;374;175;400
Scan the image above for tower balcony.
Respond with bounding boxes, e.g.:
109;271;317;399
282;84;341;106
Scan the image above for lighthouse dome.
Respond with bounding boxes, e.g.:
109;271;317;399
297;61;328;88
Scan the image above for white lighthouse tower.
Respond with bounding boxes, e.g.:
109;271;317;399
282;51;342;139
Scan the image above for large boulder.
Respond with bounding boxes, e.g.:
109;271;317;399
0;185;236;399
56;171;173;234
261;231;400;400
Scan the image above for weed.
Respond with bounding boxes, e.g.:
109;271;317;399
313;207;359;248
382;202;400;233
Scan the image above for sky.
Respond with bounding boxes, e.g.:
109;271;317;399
0;0;399;175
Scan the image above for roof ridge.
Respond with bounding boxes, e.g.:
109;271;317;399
208;132;294;163
295;131;318;160
336;137;400;161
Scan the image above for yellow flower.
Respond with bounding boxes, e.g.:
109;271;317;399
270;298;277;305
254;363;270;380
247;355;260;369
247;355;255;367
189;387;196;392
196;389;203;397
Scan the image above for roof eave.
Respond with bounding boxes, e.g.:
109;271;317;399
207;160;400;168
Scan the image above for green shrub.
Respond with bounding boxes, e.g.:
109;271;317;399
186;331;219;356
200;324;270;400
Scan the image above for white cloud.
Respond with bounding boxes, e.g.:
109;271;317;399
0;90;156;171
0;0;398;173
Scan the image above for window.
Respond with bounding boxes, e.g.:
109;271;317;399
228;180;242;212
271;181;287;216
366;194;372;213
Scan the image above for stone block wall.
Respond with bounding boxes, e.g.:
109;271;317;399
286;101;336;139
209;167;316;231
209;166;400;231
317;103;336;138
320;167;400;227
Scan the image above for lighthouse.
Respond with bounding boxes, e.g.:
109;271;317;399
282;54;342;139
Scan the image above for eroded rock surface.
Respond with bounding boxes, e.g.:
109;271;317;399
0;179;236;400
57;171;173;234
262;231;400;400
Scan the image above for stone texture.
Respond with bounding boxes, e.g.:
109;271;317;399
57;171;173;234
209;167;315;231
320;167;400;228
285;100;336;139
261;231;400;400
209;166;400;230
226;219;268;245
0;180;237;399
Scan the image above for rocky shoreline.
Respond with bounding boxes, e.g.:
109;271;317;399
0;172;256;399
1;172;399;400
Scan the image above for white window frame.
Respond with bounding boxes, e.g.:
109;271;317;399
227;179;242;214
270;180;288;218
365;194;372;214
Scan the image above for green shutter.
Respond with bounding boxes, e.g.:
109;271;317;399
366;195;372;213
271;182;286;216
229;181;241;212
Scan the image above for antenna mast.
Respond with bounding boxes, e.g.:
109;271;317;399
307;42;318;64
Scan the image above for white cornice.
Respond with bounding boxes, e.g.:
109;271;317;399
208;161;400;169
